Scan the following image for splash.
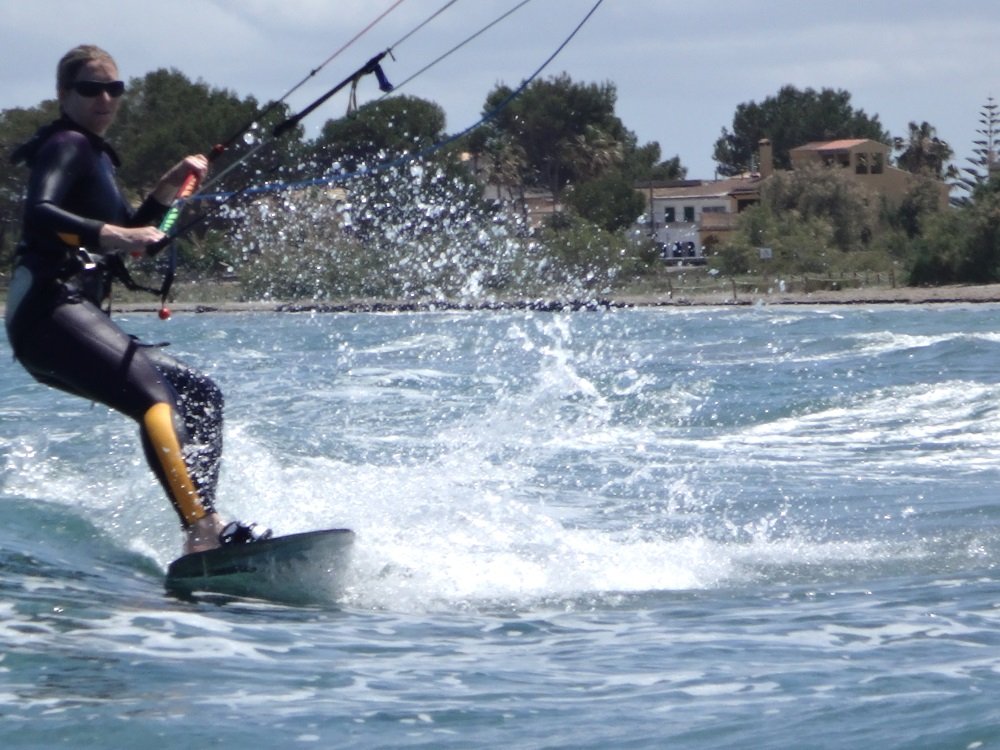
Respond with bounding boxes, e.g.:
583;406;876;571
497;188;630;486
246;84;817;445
226;150;654;305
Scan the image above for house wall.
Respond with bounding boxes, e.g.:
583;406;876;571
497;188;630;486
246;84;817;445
789;141;950;209
636;138;951;259
649;195;735;255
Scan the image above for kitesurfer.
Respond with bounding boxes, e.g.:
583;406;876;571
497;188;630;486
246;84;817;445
5;44;269;554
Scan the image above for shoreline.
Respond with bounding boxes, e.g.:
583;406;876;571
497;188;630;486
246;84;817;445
7;282;1000;317
105;283;1000;314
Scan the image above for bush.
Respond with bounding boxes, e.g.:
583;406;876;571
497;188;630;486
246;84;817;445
907;184;1000;285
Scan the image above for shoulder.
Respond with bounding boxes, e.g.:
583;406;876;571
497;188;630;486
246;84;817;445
34;128;91;159
41;128;93;155
32;129;99;173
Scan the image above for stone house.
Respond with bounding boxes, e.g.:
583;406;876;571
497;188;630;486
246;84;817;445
643;138;951;261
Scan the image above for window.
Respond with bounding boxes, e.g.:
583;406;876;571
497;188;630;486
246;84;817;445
855;153;869;174
872;152;884;174
663;206;675;223
683;206;695;222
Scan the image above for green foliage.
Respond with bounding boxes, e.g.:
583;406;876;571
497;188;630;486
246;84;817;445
890;178;945;239
718;160;958;282
638;154;686;182
760;164;879;252
1;61;674;302
893;121;956;180
0;100;59;265
477;74;682;193
564;172;646;232
955;97;1000;201
717;204;837;276
236;168;522;302
718;164;916;279
315;95;447;173
713;85;889;176
235;166;662;303
533;213;659;294
909;180;1000;284
114;69;278;194
27;60;989;298
725;165;872;260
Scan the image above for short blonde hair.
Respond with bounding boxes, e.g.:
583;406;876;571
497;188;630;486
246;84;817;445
57;45;117;92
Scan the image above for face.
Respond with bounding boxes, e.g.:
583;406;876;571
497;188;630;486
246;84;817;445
59;60;122;136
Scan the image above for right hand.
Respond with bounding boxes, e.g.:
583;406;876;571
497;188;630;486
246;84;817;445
99;224;166;255
152;154;210;205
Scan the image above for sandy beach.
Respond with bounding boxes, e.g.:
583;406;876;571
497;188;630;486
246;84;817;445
613;282;1000;308
103;282;1000;314
6;282;1000;318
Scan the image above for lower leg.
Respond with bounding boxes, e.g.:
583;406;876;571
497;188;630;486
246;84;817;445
185;512;227;554
143;402;222;551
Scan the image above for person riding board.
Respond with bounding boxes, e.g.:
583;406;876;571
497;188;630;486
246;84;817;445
5;44;269;554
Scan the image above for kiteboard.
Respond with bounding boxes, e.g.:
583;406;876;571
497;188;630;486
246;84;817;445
165;527;355;604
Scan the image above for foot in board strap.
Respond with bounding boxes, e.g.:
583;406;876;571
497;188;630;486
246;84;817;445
219;521;273;546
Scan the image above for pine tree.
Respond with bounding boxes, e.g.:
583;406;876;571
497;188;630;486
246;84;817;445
956;96;1000;202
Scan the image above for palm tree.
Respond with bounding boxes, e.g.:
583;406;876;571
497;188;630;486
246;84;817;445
558;125;624;183
894;121;957;179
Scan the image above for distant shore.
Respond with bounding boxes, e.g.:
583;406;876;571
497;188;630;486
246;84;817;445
6;282;1000;318
103;282;1000;314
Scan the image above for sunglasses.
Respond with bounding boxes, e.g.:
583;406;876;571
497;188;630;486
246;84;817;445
69;80;126;98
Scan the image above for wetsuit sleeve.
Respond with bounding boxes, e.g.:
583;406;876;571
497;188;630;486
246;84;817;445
131;195;170;229
23;132;105;250
23;131;170;251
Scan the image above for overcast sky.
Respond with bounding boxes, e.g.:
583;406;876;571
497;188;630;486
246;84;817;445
4;0;999;179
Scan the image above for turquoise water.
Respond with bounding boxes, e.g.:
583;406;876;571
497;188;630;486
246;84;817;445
3;305;1000;748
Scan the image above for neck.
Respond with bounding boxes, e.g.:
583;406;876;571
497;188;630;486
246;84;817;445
58;110;110;139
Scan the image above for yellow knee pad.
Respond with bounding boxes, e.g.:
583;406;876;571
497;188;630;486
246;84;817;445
143;402;207;525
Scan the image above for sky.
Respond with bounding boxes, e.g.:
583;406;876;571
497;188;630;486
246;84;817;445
3;0;1000;180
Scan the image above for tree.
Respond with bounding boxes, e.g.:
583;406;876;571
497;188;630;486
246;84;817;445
114;68;293;197
473;131;528;201
559;124;624;183
713;85;889;176
955;96;1000;200
564;172;646;232
893;178;947;239
483;75;622;192
622;140;686;182
909;179;1000;284
893;121;956;180
312;95;481;247
763;164;878;252
478;74;678;195
0;100;59;264
315;95;447;173
721;164;881;276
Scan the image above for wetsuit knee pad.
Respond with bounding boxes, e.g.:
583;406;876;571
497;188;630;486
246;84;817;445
143;402;208;526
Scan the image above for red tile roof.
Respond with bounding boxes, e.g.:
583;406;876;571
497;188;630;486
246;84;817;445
792;139;875;152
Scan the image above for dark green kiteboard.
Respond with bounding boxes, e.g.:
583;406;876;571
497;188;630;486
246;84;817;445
165;528;355;604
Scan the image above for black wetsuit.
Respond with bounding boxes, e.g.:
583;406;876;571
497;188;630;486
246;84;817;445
6;117;222;528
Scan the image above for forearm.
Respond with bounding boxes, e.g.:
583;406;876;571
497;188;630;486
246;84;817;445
25;199;105;249
132;194;171;228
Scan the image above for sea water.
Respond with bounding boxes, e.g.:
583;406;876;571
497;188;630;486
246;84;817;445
2;304;1000;748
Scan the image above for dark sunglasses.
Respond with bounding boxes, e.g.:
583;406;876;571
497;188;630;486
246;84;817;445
69;80;126;98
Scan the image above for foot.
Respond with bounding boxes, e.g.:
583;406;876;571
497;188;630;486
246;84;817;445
184;512;228;554
218;520;273;546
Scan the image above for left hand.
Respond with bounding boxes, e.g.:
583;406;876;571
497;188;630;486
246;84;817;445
153;154;210;205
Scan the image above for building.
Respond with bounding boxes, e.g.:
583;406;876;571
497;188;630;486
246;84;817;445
788;138;950;209
642;175;764;262
641;137;951;261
